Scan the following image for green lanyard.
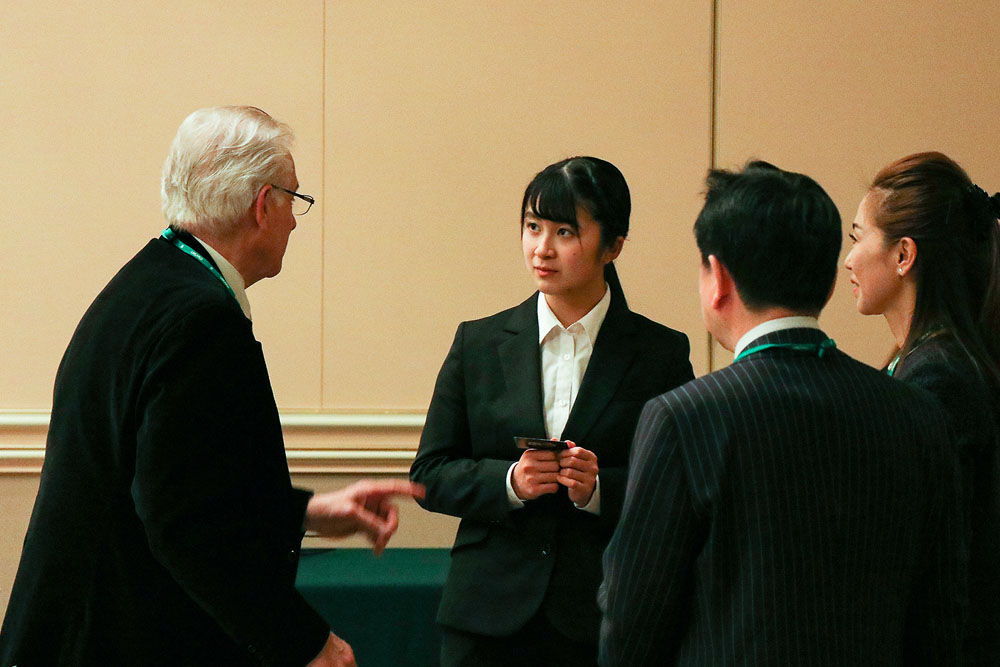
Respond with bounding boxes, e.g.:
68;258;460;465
734;337;837;363
886;352;903;377
886;327;943;377
161;227;237;301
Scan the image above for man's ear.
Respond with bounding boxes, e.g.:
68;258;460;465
707;254;734;310
897;237;917;277
253;184;273;230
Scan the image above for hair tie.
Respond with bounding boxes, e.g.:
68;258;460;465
968;183;989;202
966;184;998;237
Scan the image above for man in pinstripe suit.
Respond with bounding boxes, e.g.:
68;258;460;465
598;161;965;666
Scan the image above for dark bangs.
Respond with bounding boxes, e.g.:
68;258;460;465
521;167;581;228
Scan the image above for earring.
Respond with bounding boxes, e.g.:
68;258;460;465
897;268;903;276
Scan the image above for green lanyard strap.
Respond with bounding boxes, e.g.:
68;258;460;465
886;353;903;377
161;227;237;301
734;337;837;363
885;326;943;377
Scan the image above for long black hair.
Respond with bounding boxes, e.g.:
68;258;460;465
870;151;1000;389
521;156;630;303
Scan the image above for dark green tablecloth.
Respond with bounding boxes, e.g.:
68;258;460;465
295;548;450;666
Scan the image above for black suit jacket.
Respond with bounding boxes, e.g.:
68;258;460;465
410;291;693;642
0;232;328;667
894;335;1000;667
599;327;965;666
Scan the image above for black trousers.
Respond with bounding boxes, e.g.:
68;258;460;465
440;608;598;667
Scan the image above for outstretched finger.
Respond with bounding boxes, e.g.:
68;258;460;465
353;480;426;503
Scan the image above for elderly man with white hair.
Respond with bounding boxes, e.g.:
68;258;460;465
1;106;420;667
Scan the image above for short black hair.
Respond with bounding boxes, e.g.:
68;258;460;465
694;160;842;313
521;156;630;249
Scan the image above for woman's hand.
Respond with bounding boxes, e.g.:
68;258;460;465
557;442;599;506
511;449;560;500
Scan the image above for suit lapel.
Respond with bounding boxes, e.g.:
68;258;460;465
497;294;547;438
562;293;638;443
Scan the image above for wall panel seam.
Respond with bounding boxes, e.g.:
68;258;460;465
706;0;719;373
320;0;328;409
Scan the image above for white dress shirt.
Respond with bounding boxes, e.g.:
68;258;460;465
506;287;611;514
192;234;252;321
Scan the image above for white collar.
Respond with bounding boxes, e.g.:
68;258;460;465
733;316;821;358
191;234;252;320
537;285;612;346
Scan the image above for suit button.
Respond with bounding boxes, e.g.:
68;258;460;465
287;549;298;563
541;545;550;556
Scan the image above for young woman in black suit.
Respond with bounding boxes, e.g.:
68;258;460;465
411;157;694;666
845;151;1000;666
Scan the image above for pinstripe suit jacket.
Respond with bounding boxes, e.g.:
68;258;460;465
599;327;965;667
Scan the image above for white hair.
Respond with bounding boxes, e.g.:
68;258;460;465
161;106;294;236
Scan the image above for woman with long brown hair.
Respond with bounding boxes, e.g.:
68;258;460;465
844;151;1000;665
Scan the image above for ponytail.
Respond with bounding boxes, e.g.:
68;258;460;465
978;195;1000;378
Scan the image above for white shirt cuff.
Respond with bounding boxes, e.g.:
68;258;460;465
506;462;526;509
574;474;601;515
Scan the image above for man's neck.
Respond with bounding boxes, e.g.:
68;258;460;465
192;228;259;288
715;305;818;352
182;229;253;320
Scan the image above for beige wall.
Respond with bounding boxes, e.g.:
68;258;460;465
711;1;1000;366
2;0;998;617
322;1;713;406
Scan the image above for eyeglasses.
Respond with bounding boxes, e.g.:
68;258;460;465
270;184;316;216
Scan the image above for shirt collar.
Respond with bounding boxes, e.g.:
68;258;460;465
733;316;821;358
191;234;252;320
537;285;612;346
